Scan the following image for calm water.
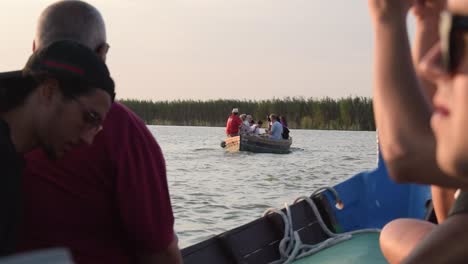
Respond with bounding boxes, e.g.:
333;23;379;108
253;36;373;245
148;126;377;248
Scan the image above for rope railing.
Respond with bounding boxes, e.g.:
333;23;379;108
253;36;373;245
263;186;380;264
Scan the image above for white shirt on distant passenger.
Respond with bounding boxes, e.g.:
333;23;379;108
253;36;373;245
250;124;260;135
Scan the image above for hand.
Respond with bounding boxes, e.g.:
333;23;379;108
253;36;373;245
412;0;446;22
368;0;416;22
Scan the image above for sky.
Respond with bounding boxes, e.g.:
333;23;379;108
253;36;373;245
0;1;411;101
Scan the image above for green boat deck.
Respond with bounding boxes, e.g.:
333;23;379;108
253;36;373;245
292;233;387;264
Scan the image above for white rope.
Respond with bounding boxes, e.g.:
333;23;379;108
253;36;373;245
263;187;381;264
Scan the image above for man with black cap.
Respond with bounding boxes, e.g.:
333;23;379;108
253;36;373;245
0;40;115;256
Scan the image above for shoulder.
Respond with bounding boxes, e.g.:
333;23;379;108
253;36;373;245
98;102;157;147
98;103;164;158
106;102;141;122
102;102;148;131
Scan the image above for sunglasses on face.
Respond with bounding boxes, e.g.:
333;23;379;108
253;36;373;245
70;96;103;133
440;11;468;73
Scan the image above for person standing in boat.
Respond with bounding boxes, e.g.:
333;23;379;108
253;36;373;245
268;114;283;140
226;108;243;137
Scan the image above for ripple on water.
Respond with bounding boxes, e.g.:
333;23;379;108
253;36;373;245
152;126;377;248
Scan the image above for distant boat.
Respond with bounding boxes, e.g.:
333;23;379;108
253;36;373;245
222;134;292;154
182;153;432;263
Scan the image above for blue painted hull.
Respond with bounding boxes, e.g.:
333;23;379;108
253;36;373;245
324;154;431;233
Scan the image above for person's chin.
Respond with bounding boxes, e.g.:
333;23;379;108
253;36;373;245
437;147;464;178
452;150;468;178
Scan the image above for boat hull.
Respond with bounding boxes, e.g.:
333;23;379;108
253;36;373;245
224;134;292;154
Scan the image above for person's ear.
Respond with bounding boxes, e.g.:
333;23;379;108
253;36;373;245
32;40;36;52
96;43;110;62
37;78;60;105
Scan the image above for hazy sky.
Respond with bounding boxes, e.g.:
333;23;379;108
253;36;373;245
0;1;392;101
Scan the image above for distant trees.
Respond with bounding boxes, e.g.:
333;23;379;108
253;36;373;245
120;97;375;131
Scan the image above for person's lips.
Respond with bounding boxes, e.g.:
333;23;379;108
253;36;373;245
433;104;450;117
431;101;450;134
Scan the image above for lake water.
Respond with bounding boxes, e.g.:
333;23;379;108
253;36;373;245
148;126;378;248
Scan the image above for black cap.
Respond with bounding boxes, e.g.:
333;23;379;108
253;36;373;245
0;40;115;100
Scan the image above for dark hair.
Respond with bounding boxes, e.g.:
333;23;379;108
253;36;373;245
0;73;108;113
0;76;37;112
280;115;288;127
257;120;263;125
38;74;109;100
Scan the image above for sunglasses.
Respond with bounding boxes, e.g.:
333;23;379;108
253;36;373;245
440;11;468;73
70;96;103;133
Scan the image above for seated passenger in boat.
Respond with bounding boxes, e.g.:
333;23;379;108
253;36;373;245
280;116;290;139
250;120;263;135
246;114;253;125
267;115;272;130
369;0;468;263
239;114;247;125
239;114;251;135
268;114;283;140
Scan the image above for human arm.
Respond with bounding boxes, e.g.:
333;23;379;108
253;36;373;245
431;186;456;222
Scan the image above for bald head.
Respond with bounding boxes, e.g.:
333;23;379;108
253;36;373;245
35;0;106;51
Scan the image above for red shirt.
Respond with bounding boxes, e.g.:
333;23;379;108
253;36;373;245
18;103;175;264
226;114;242;135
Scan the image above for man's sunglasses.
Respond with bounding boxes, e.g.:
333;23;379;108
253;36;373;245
440;11;468;73
70;96;103;133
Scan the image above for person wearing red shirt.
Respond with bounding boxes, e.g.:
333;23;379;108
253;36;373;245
226;108;242;137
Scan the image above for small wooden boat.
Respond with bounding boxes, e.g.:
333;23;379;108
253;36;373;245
182;154;433;263
223;134;292;154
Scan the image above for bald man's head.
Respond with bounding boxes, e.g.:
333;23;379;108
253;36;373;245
35;0;106;51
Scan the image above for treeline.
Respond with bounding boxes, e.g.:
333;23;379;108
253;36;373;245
119;97;375;131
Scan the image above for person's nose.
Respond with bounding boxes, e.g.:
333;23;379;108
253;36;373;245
80;126;103;145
